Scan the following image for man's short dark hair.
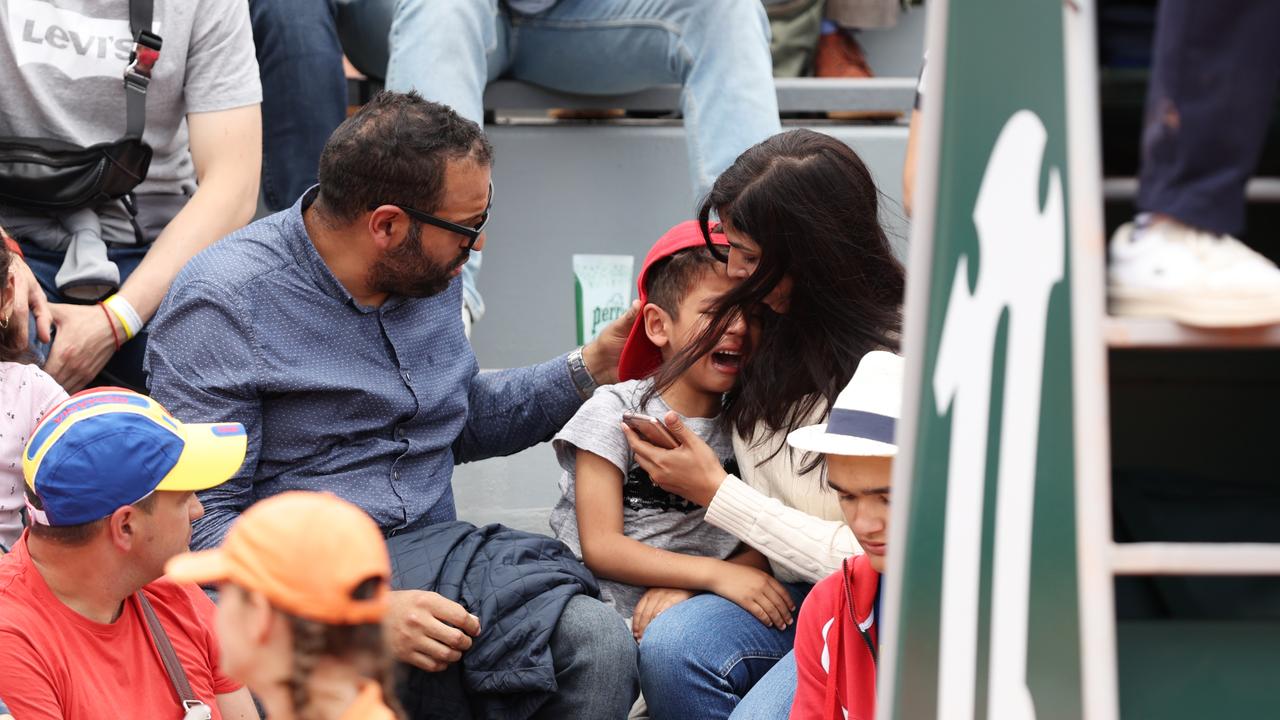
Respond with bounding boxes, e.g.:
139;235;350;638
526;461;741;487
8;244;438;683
645;247;722;319
26;491;160;547
316;91;494;223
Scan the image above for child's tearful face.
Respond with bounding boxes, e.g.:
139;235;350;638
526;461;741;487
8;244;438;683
667;267;748;395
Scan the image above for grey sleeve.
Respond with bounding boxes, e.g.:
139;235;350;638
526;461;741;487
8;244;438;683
552;387;633;477
184;0;262;113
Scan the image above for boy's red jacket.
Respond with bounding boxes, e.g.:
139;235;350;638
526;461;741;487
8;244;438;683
791;554;880;720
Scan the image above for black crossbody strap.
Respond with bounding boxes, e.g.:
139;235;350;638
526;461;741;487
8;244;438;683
128;0;152;37
123;0;162;139
137;592;201;706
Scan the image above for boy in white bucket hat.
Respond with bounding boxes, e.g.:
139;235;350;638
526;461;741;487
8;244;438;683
786;350;903;720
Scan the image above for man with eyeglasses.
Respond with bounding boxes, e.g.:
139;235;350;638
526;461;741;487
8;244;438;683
144;91;642;718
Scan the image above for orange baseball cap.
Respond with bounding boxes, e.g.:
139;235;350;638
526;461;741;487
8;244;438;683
166;492;391;625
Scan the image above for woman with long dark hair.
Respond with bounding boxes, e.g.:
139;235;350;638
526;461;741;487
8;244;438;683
621;129;905;719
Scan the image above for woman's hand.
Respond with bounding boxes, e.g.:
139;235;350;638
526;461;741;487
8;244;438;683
631;587;695;640
622;411;728;507
706;563;794;630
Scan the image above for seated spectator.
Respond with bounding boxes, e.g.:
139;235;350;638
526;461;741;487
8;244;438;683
0;388;257;719
551;221;796;637
167;491;403;719
1;244;67;552
2;0;262;392
146;91;641;718
254;0;783;331
787;351;902;719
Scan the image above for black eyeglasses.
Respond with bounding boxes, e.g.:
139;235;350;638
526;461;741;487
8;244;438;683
370;182;493;251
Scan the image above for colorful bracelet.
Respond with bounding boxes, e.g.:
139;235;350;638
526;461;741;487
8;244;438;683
98;302;121;350
102;294;143;341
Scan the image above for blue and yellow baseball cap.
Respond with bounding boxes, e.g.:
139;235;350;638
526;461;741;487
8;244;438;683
23;388;247;527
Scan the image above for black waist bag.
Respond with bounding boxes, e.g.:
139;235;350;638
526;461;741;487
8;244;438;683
0;0;160;213
0;136;152;212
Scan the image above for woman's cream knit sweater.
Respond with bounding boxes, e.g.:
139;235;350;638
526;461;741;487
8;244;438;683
704;411;863;585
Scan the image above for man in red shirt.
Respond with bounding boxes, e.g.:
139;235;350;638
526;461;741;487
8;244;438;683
0;388;258;719
787;351;903;720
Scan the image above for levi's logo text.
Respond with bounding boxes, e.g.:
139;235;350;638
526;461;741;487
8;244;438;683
6;0;162;79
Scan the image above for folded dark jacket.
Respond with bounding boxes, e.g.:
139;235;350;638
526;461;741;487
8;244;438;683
388;521;599;720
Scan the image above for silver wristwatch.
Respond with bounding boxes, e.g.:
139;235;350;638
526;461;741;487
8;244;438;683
567;347;599;400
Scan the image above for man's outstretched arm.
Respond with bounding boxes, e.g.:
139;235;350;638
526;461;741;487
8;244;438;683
453;302;638;463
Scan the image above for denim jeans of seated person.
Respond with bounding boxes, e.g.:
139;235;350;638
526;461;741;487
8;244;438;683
538;594;640;719
639;582;810;720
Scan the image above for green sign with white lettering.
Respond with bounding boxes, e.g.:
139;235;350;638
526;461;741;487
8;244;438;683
883;1;1084;719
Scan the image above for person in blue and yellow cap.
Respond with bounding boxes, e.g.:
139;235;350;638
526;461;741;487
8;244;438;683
0;388;260;720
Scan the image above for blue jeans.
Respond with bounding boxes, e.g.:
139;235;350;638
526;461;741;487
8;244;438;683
19;242;151;392
639;583;809;720
730;650;797;719
247;0;347;213
370;0;780;199
537;594;640;719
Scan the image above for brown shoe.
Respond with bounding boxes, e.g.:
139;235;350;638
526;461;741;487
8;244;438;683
814;30;873;79
548;108;627;120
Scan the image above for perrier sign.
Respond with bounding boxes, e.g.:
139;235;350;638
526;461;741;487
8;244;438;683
882;0;1086;719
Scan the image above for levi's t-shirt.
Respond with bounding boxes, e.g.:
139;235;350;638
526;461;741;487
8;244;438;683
0;0;261;195
0;534;241;719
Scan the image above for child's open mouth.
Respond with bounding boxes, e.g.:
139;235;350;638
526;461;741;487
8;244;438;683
710;349;743;373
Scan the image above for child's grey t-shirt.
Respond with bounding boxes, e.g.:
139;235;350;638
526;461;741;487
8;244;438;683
550;378;741;618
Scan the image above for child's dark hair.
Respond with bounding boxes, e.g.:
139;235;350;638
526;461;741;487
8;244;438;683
0;246;33;364
644;246;722;320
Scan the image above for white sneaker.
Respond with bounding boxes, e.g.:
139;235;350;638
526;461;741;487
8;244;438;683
1108;219;1280;327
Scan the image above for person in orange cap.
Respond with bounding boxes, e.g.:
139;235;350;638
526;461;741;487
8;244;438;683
167;491;401;720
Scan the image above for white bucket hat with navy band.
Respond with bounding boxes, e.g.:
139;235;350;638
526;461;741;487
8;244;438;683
787;351;904;457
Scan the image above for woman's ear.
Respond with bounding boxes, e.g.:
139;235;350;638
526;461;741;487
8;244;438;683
642;303;672;349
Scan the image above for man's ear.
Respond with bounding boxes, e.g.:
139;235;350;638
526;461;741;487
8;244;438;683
106;505;139;552
366;207;407;252
642;303;672;349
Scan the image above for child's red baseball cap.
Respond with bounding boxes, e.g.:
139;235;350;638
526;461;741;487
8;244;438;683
617;221;730;381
